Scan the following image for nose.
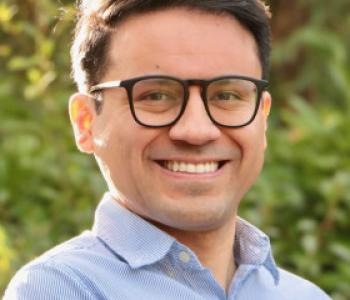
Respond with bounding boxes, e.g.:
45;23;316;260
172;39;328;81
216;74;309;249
168;86;221;145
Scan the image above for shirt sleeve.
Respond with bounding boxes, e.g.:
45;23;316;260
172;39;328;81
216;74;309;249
277;268;332;300
3;261;96;300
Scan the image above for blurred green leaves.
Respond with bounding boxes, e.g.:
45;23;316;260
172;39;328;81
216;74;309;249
0;226;14;276
0;0;105;292
0;0;349;299
242;2;350;298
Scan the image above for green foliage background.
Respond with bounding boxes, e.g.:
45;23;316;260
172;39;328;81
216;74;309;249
0;0;349;298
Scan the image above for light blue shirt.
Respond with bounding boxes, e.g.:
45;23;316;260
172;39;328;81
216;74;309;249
4;193;331;300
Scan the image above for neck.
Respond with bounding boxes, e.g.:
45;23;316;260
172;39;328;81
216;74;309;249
155;219;237;291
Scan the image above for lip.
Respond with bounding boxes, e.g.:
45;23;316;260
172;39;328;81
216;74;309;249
153;159;230;179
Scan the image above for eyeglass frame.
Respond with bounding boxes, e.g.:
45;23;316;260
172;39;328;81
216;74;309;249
89;75;269;128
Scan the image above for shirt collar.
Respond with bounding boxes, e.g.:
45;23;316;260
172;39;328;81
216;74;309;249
235;217;280;285
92;193;176;269
92;193;279;284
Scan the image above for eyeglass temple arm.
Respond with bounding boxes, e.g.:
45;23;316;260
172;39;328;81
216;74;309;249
89;80;122;93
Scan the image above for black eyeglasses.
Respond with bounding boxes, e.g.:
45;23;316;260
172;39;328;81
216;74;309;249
89;75;268;128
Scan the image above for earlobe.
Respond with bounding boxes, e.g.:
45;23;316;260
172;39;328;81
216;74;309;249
69;93;95;154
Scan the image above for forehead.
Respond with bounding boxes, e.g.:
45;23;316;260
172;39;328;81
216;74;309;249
104;8;261;80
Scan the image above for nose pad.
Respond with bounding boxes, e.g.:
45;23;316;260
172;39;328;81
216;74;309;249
169;86;221;145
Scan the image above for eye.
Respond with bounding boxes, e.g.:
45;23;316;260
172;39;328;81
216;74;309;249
137;91;176;102
212;91;242;101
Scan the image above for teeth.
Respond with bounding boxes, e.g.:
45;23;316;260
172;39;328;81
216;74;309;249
165;161;219;173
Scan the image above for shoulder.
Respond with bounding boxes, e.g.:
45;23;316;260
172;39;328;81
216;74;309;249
276;268;331;299
3;231;103;300
243;266;331;300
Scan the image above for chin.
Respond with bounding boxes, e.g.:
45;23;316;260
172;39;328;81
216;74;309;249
153;204;235;232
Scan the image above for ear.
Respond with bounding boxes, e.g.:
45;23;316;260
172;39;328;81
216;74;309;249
69;93;95;153
261;91;272;149
262;91;271;119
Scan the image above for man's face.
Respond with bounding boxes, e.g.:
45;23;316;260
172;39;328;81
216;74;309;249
73;8;271;231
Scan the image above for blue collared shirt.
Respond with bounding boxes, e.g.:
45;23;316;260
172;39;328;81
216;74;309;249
4;193;331;299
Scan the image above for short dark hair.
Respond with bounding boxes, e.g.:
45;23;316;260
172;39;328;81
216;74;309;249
71;0;271;93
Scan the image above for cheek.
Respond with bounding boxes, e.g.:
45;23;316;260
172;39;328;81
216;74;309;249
235;120;267;168
97;128;132;165
93;118;160;174
93;125;139;198
92;106;134;153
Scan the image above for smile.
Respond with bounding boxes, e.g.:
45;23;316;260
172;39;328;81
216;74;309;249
161;161;225;174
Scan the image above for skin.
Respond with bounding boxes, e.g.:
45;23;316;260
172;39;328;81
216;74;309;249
69;8;271;291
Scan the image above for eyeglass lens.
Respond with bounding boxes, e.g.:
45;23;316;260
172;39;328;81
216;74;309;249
206;79;257;127
132;78;184;126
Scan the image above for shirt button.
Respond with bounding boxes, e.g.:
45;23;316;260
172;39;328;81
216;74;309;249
179;251;190;263
166;270;176;278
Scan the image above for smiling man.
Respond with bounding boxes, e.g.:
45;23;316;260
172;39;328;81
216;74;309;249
4;1;331;299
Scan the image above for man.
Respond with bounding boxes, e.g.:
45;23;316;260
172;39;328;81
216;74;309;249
4;0;331;299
